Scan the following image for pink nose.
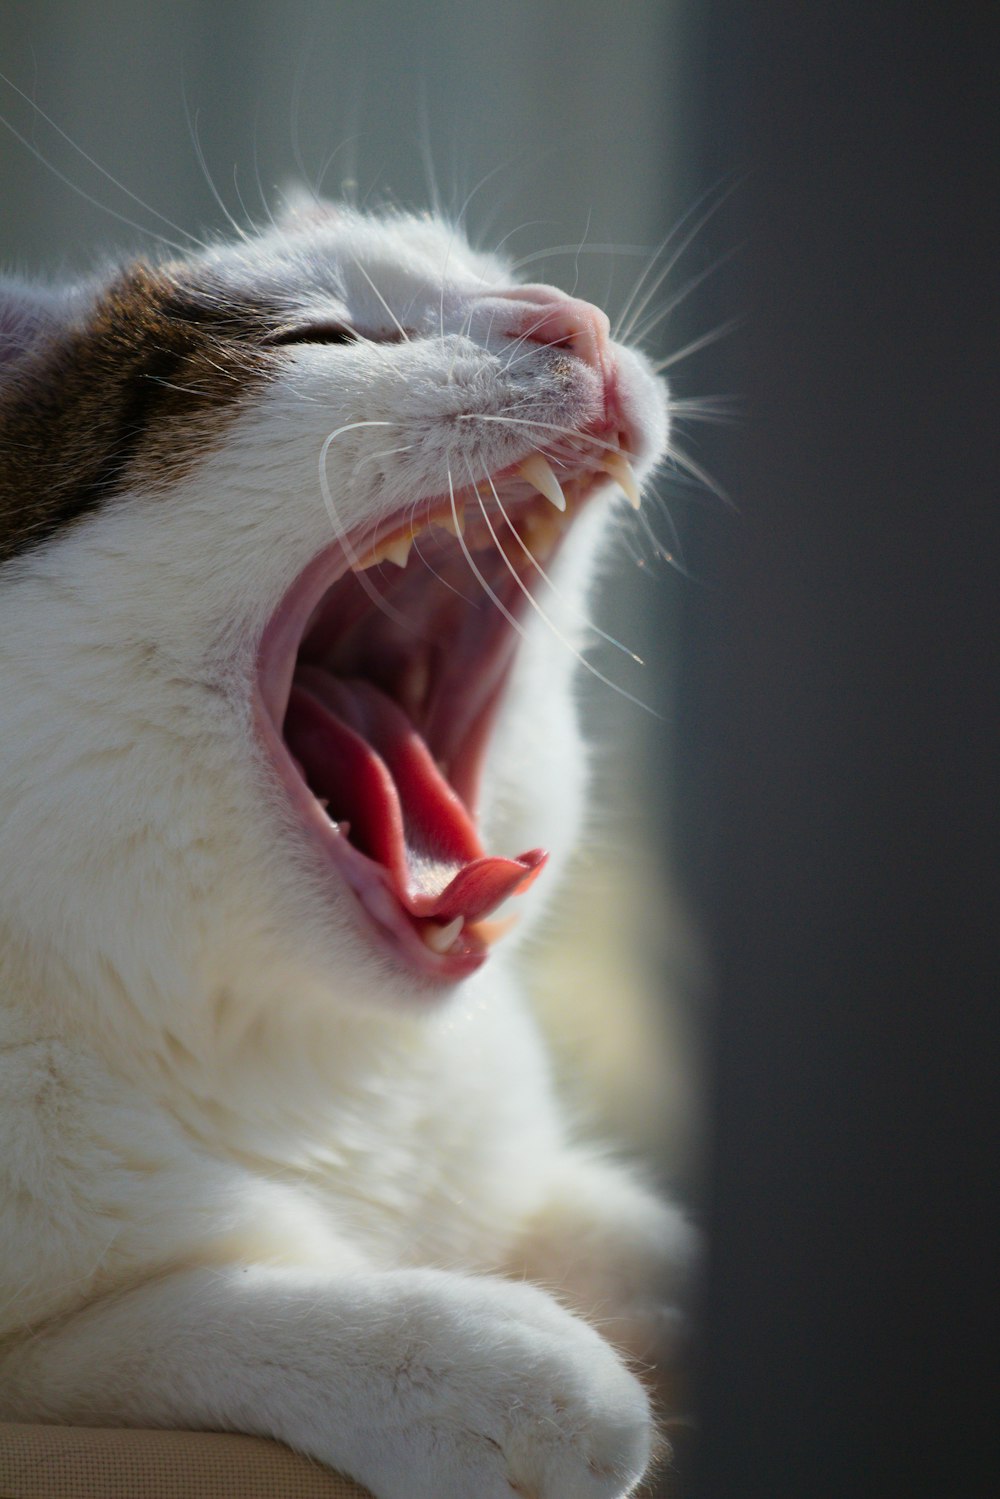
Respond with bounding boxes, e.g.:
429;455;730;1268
490;284;613;374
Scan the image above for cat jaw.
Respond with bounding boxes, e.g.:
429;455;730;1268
0;207;670;1064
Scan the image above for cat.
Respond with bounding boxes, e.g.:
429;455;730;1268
0;197;694;1499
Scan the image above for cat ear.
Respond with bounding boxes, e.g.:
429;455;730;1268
0;278;71;375
275;180;341;227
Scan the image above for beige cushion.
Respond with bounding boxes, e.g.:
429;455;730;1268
0;1420;691;1497
0;1424;373;1498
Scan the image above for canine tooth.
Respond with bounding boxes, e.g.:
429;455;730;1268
602;450;642;510
438;508;465;537
382;536;412;568
422;916;464;954
518;452;566;513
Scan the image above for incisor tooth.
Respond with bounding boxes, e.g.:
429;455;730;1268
518;452;567;513
602;450;642;510
422;916;465;954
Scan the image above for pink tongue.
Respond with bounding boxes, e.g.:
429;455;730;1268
284;674;546;922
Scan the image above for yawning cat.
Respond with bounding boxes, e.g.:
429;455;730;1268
0;200;693;1499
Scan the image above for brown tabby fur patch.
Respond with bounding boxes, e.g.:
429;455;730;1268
0;263;280;565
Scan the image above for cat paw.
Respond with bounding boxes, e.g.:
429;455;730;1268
324;1273;654;1499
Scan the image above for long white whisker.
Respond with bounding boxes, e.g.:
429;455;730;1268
318;421;420;634
230;163;257;238
407;511;482;608
635;500;702;582
0;116;194;257
448;468;532;644
670;395;742;424
457;412;626;459
183;91;251;245
508;243;650;272
416;83;444;222
653;319;741;374
350;258;410;342
629;247;740;347
485;473;644;664
667;442;736;510
0;68;205;251
468;468;660;718
351;444;415;478
251;117;279;233
568;208;593;299
614;174;739;342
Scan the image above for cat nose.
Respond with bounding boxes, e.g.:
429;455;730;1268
489;286;613;374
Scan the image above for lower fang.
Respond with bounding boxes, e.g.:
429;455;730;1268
422;916;464;953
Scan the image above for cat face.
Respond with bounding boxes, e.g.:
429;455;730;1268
0;206;669;1027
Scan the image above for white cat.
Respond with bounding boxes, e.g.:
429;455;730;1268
0;200;694;1499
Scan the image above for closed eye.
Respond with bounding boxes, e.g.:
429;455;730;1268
267;321;359;347
266;322;411;348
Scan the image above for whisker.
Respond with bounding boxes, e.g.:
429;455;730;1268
0;115;194;256
652;319;741;374
183;90;252;245
670;395;742;425
251;117;279;233
416;82;444;223
667;442;736;511
614;174;740;343
352;444;416;477
449;468;533;646
628;246;740;348
314;134;360;201
230;163;258;238
318;421;420;634
406;509;482;608
468;465;660;718
457;412;626;460
485;473;644;664
508;243;650;272
0;68;205;252
350;258;410;342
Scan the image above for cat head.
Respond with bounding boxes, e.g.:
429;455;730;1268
0;203;669;1038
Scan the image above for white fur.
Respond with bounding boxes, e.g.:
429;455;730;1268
0;207;693;1498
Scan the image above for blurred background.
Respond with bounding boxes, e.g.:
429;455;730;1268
0;0;721;1202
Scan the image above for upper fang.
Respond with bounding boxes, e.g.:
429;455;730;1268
518;452;567;513
382;536;412;568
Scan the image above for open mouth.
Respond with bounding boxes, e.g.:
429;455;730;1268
253;432;640;982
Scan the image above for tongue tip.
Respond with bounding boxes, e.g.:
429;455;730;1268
409;847;549;923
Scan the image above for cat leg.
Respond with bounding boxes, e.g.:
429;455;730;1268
502;1153;698;1409
0;1263;653;1499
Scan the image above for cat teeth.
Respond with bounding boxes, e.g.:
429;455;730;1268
438;508;465;538
520;506;563;553
422;915;465;954
601;450;642;510
382;536;412;568
353;534;413;571
517;452;567;513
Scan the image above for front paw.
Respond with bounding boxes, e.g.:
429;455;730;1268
329;1273;654;1499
